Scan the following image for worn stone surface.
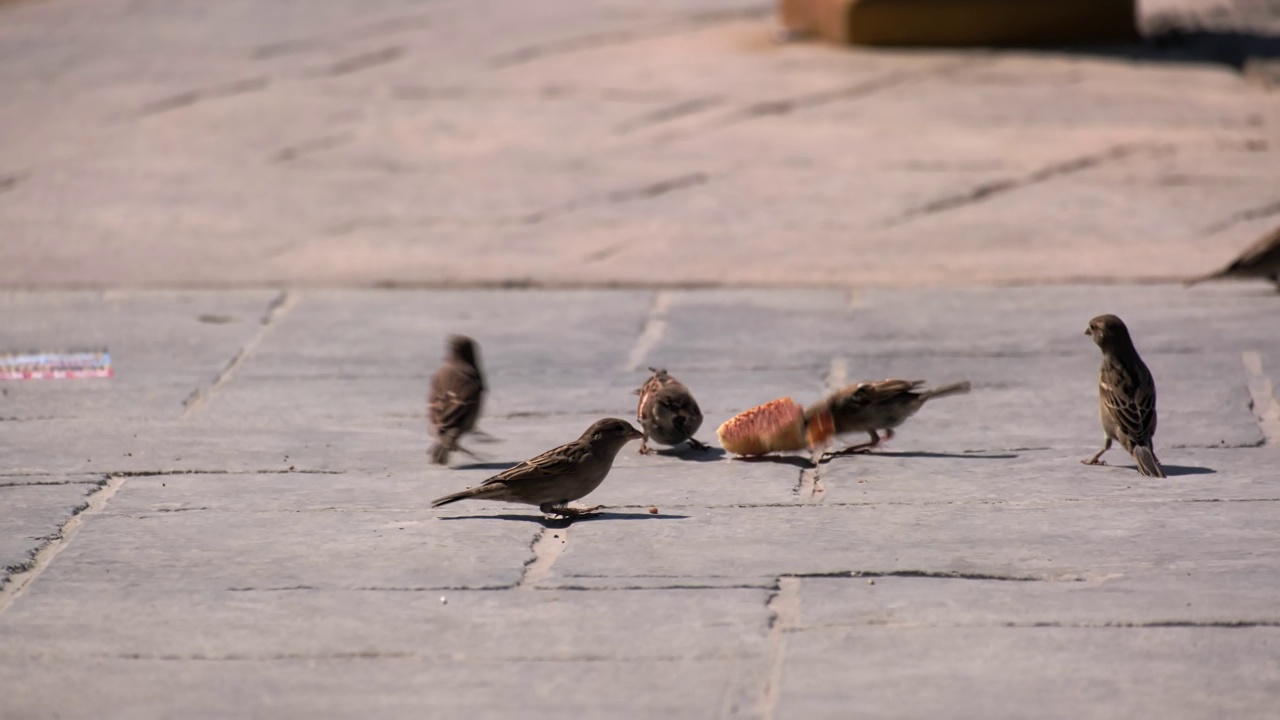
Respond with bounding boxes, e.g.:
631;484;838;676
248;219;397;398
2;0;1280;288
0;482;99;585
0;286;1277;717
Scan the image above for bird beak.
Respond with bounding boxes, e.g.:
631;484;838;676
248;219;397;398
1083;328;1090;336
626;426;644;440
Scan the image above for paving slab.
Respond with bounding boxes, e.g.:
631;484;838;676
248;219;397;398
777;626;1280;719
0;286;1277;718
0;481;100;584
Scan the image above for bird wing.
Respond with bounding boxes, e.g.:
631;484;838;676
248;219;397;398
430;364;484;433
480;441;590;487
851;379;925;403
1100;359;1158;446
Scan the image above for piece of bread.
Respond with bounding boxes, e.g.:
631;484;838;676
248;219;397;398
717;398;809;456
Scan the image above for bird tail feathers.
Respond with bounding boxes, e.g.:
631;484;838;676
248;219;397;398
1132;446;1166;478
921;381;972;401
431;485;490;508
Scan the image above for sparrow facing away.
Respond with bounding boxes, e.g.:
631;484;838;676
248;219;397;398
1186;225;1280;289
1082;314;1165;478
428;335;485;466
812;379;971;456
430;418;643;517
634;367;709;454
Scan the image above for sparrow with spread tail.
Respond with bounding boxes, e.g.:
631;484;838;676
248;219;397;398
1082;314;1165;478
812;379;971;456
1186;225;1280;289
430;418;643;517
428;335;485;466
634;367;709;454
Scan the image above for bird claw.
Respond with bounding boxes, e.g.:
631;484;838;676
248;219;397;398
1081;459;1108;466
541;504;604;518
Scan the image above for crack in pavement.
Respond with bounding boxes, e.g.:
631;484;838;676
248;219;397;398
885;142;1176;228
312;46;405;78
488;7;772;68
1201;197;1280;236
517;527;571;590
0;475;123;615
138;77;270;117
252;14;433;60
271;132;353;163
759;576;800;720
615;97;725;134
182;291;294;419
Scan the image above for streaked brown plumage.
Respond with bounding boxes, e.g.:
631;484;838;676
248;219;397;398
1186;225;1280;289
812;379;971;455
634;367;708;454
428;335;485;466
430;418;643;516
1083;314;1165;478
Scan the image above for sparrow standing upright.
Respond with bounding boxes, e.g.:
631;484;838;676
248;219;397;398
1186;225;1280;289
430;418;643;516
634;367;708;454
428;335;485;466
1082;314;1165;478
812;379;971;455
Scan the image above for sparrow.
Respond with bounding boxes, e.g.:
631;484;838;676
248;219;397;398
634;367;708;454
1186;225;1280;289
1082;314;1165;478
428;335;485;466
812;379;971;456
430;418;643;517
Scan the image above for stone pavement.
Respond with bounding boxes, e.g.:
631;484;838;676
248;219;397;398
2;285;1278;718
2;0;1280;288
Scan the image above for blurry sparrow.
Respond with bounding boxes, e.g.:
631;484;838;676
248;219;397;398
813;379;971;456
1083;314;1165;478
1186;225;1280;289
428;335;485;465
635;367;708;454
431;418;643;516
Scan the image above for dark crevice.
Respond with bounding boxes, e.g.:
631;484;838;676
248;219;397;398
315;47;405;77
887;142;1174;227
489;8;771;68
138;77;269;117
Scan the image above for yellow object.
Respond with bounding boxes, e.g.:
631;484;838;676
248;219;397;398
779;0;1137;46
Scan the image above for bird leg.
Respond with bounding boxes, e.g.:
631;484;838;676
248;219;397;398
454;443;485;461
820;430;882;460
840;430;883;455
686;437;710;452
1081;437;1112;466
540;503;604;518
638;435;653;455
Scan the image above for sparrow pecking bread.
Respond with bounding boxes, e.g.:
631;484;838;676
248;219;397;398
1082;314;1166;478
428;335;485;466
430;418;643;517
635;367;709;454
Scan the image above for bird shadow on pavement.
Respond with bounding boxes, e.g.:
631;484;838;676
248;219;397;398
439;510;690;526
731;454;814;469
650;446;727;463
453;461;519;472
825;450;1020;461
1157;465;1217;477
